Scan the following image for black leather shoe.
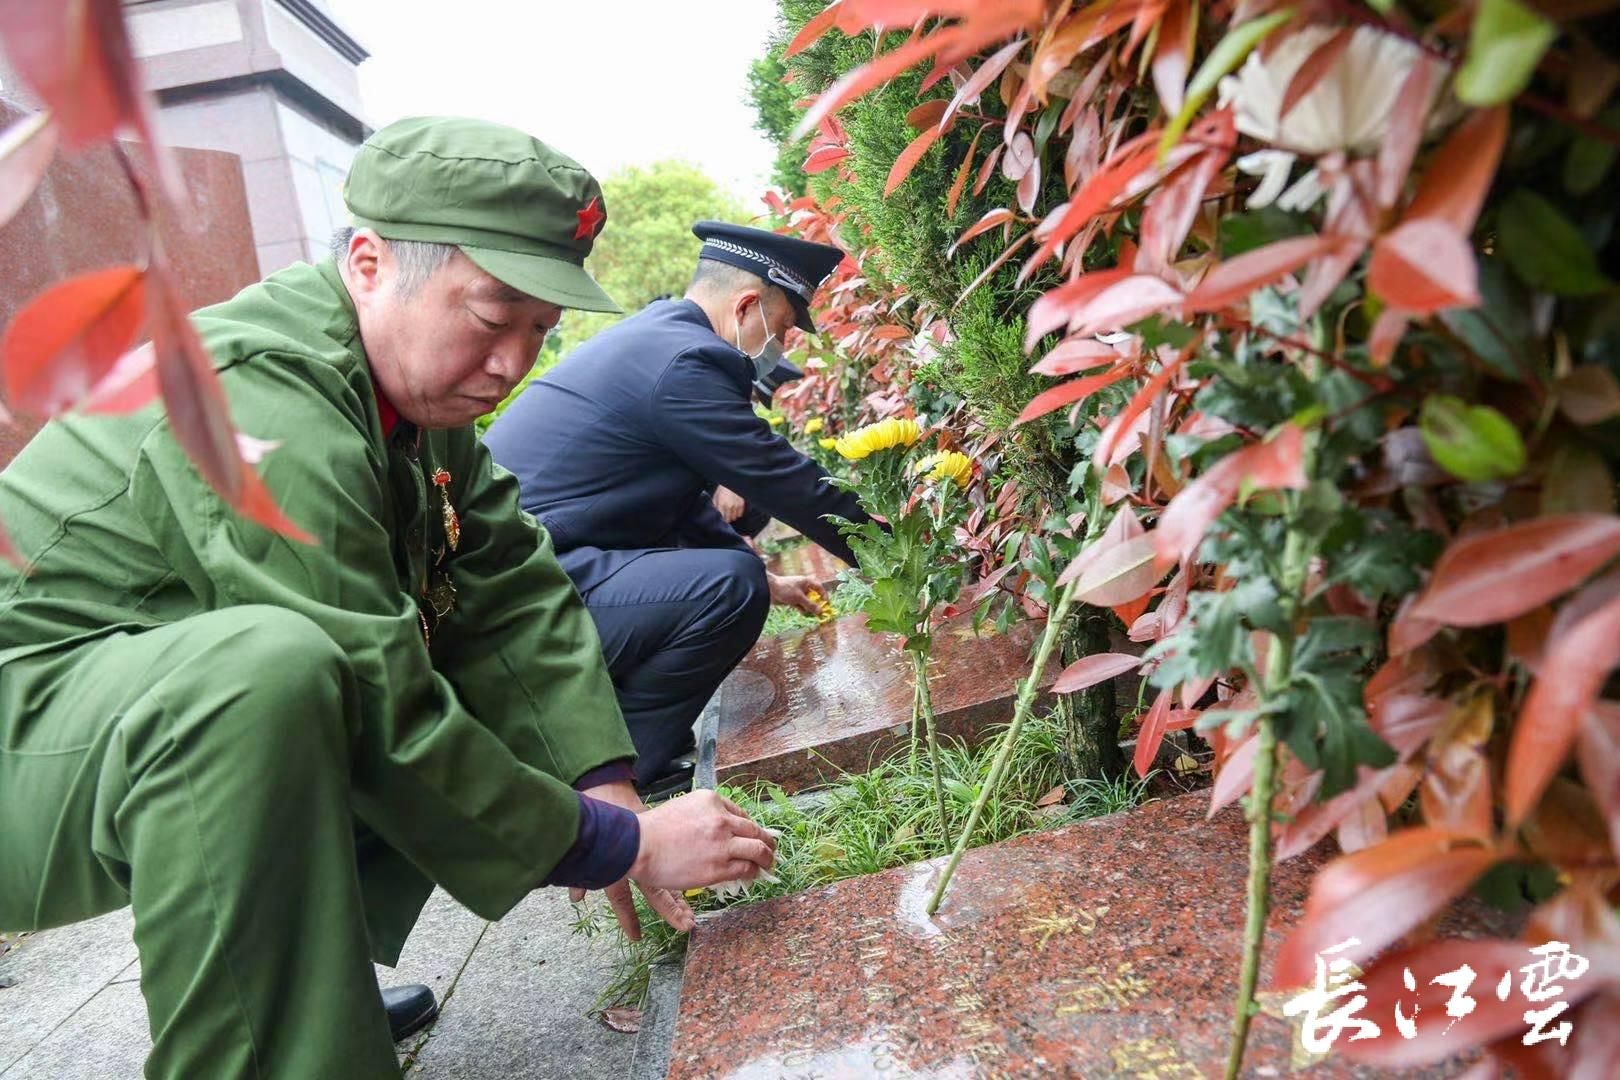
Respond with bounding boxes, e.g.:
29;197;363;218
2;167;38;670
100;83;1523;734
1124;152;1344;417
382;983;438;1042
637;758;695;802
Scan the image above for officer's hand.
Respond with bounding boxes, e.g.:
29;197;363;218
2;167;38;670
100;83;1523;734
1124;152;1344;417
571;780;694;941
768;573;824;616
630;790;777;893
712;485;746;523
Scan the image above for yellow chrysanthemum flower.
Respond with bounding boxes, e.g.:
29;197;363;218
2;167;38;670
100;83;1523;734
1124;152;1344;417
834;417;921;460
913;450;974;489
819;437;838;450
767;414;784;427
805;417;825;434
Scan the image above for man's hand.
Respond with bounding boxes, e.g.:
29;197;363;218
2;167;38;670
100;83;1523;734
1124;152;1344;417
711;485;746;524
768;572;824;616
570;779;694;941
630;790;777;890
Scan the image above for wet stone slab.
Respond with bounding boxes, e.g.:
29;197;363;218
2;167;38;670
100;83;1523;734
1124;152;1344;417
715;614;1051;793
668;793;1502;1079
764;542;847;591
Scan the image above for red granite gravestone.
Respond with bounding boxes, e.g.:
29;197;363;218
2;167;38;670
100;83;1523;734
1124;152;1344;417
714;614;1054;793
764;541;847;592
0;98;259;469
668;793;1509;1079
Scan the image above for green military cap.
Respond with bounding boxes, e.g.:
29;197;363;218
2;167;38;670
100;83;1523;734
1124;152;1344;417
344;116;620;313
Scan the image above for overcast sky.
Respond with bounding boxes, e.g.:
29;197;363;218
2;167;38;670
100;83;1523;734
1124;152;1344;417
323;0;786;208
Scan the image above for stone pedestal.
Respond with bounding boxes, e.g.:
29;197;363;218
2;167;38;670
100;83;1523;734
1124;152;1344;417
714;614;1053;792
668;794;1505;1078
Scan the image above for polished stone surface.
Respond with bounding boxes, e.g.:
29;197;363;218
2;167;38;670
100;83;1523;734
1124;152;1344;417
715;614;1051;792
0;100;259;468
669;794;1503;1079
766;541;847;590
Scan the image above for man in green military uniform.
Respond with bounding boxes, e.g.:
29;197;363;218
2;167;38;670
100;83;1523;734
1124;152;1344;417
0;117;775;1078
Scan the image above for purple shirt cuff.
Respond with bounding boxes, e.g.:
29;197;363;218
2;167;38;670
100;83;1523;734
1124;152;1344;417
544;794;639;890
572;760;635;791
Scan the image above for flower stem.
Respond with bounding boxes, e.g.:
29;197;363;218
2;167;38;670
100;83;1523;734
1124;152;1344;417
913;649;949;841
927;577;1079;915
1224;522;1307;1079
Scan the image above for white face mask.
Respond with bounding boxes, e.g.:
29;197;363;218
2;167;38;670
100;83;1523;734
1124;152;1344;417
735;300;783;381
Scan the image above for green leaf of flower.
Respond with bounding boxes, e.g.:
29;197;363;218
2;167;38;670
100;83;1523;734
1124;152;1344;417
1455;0;1557;106
1419;395;1526;483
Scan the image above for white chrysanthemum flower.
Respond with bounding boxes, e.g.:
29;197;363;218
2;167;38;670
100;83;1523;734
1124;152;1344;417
1218;24;1448;209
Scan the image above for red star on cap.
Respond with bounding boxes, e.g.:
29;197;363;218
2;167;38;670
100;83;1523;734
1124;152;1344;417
574;196;605;241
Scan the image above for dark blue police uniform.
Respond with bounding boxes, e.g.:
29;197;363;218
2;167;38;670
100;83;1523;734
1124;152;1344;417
484;229;865;785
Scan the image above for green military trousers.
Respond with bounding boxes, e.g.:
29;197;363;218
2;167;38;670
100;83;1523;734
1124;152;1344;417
0;605;405;1079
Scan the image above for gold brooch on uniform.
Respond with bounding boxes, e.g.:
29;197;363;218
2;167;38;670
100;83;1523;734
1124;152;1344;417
432;468;461;551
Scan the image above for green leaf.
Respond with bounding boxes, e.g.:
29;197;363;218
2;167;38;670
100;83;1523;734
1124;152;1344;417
1299;673;1395;797
1160;7;1296;158
1455;0;1557;106
1218;207;1313;257
1419;395;1527;483
1498;190;1612;296
1438;257;1537;379
1563;105;1620;196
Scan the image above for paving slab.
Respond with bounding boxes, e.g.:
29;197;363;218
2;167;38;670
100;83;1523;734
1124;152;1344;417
0;907;138;1075
405;889;636;1079
715;613;1052;792
2;981;149;1080
668;793;1509;1079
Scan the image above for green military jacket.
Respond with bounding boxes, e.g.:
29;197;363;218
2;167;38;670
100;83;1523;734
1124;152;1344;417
0;260;635;953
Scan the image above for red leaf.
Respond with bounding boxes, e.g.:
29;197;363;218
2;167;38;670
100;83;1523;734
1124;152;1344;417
942;37;1027;129
1376;55;1441;210
1036;784;1067;807
1057;505;1144;587
1184;233;1341;313
884;125;946;196
1015;365;1134;425
1409;516;1620;628
1133;688;1173;778
1075;533;1161;608
1209;732;1259;816
0;0;180;196
1338;940;1599;1068
1507;581;1620;826
785;2;840;56
1093;340;1193;466
945;126;983;217
973;142;1004;195
905;99;949;131
1138;110;1234;276
1028;337;1119;376
1016;155;1041;215
146;271;312;543
1053;652;1142;694
1368;307;1410;367
794;29;964;140
1405;106;1509;234
948;207;1017;257
1278;26;1355;120
1368;218;1480;315
78;341;159;414
803;145;852;174
599;1006;642;1034
1067;274;1183;337
1024;266;1134;346
1271;828;1502;990
1581;701;1620;856
0;111;58;229
1;265;147;416
1149;0;1194;116
1020;131;1162;281
1153;424;1308;571
1002;130;1036;181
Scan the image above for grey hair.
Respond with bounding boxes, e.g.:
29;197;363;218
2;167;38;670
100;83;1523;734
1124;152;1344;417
329;227;457;298
687;257;770;298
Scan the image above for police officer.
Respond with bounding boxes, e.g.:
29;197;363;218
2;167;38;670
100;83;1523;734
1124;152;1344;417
484;222;868;792
0;118;775;1079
